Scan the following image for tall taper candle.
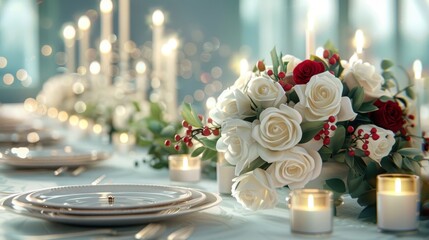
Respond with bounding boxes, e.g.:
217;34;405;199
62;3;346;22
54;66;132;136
100;0;113;85
135;61;147;102
63;24;76;73
78;15;91;75
152;10;164;87
119;0;130;80
305;11;315;59
162;38;178;121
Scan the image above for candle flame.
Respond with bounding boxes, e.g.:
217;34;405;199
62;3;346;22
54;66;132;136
63;25;76;40
119;133;129;144
240;58;249;76
152;10;165;26
183;157;189;169
78;15;91;31
355;29;365;54
89;61;101;75
413;60;422;80
135;61;147;74
99;40;112;53
100;0;113;13
308;194;315;209
395;178;402;193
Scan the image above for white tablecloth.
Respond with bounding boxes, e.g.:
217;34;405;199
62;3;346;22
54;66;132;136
0;108;428;239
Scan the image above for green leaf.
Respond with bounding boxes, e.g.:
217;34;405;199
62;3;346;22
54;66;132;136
191;147;205;157
332;153;346;163
358;101;378;113
299;121;325;143
311;55;329;70
150;102;163;121
385;79;396;89
278;52;285;73
318;146;333;161
379;95;393;102
382;71;393;80
405;86;416;100
325;178;346;193
381;60;394;70
365;161;379;187
398;148;422;156
201;148;218;161
349;87;365;110
287;90;299;103
392;152;403;168
380;156;399;173
323;40;339;53
180;103;203;128
132;101;141;112
357;190;376;206
270;47;279;78
328;125;345;154
198;137;218;151
147;119;164;134
358;205;376;222
160;125;176;137
239;158;265;175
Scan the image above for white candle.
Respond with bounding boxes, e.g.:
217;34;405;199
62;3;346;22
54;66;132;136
100;0;113;85
377;174;420;231
168;154;201;182
119;0;130;80
289;189;333;234
63;24;76;73
112;132;136;153
216;152;235;194
135;61;147;102
78;15;91;75
162;37;178;121
152;10;164;85
305;11;315;59
239;58;248;77
413;60;423;146
355;29;365;59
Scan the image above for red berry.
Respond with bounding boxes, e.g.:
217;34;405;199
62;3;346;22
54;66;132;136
202;127;211;136
406;136;411;141
330;125;337;131
371;133;380;140
174;144;180;151
187;141;193;148
183;136;190;143
362;144;368;150
365;140;369;144
324;130;330;135
278;71;286;79
358;129;364;135
409;114;415;120
370;127;377;134
164;140;171;147
267;69;274;76
212;128;220;136
363;133;370;139
207;118;213;124
364;150;370;156
332;53;340;61
328;116;336;123
347;126;355;133
329;57;336;65
198;114;203;121
323;123;330;129
348;150;355;157
323;50;330;59
257;60;266;71
323;137;331;145
283;83;293;91
314;134;321;141
187;126;193;131
182;120;189;128
186;129;192;135
411;124;415;128
400;128;407;135
174;134;181;141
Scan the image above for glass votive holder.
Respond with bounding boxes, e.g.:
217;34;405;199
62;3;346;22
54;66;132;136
112;132;136;153
288;189;333;235
168;154;201;182
217;152;235;194
377;173;420;232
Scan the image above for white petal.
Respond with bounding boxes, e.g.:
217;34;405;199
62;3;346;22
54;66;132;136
337;97;357;122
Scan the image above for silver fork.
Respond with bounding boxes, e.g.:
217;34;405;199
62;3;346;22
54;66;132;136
167;225;195;240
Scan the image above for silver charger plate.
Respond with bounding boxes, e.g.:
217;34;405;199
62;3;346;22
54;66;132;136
1;189;221;226
26;184;193;210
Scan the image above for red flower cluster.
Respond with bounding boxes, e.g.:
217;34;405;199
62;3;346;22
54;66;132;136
369;100;404;133
292;60;325;84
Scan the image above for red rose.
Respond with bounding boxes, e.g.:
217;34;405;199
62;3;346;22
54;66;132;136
369;100;404;133
292;60;326;84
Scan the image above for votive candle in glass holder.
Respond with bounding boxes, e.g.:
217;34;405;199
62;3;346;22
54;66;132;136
168;154;201;182
112;132;136;153
377;174;420;232
216;152;236;194
289;189;333;234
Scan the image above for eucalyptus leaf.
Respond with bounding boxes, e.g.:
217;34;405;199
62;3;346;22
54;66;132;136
198;137;218;151
381;60;394;70
239;158;266;175
332;153;346;163
270;47;279;78
358;205;376;222
191;147;205;157
392;152;403;168
147;120;164;134
288;90;300;103
325;178;346;193
357;190;376;206
350;87;364;110
201;148;218;161
405;86;416;99
180;103;203;128
382;71;393;80
379;95;393;102
398;147;422;156
150;102;163;121
328;125;345;154
358;101;378;113
299;121;325;143
160;125;176;137
380;156;399;173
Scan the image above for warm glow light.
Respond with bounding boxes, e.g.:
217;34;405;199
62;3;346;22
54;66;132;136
58;111;69;122
183;157;189;169
63;25;76;40
413;60;422;80
89;61;101;74
47;107;58;118
41;45;53;56
78;15;91;31
100;0;113;13
355;29;365;54
23;98;38;112
79;119;89;130
99;39;112;53
69;115;79;126
152;10;165;26
27;132;40;143
206;97;217;110
0;57;7;68
3;73;14;85
315;47;324;58
16;69;28;81
308;194;315;209
307;11;314;31
240;58;249;76
119;133;129;143
161;38;179;55
395;178;402;193
93;124;103;134
135;61;147;74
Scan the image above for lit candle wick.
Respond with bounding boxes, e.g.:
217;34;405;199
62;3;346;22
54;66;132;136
308;194;315;209
183;157;189;170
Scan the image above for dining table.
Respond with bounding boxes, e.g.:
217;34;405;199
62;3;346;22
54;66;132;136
0;104;429;240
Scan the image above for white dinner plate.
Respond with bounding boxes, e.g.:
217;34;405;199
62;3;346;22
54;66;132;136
12;187;206;215
1;190;221;226
26;184;193;210
0;129;62;145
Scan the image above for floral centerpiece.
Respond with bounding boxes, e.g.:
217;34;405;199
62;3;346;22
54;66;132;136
168;43;429;220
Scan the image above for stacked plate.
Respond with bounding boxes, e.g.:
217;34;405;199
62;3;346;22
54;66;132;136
0;145;111;168
0;184;222;226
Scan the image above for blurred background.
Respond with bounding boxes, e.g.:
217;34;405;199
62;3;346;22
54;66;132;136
0;0;428;113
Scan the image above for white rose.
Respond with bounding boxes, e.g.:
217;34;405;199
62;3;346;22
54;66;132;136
265;146;322;189
209;88;253;124
252;104;302;151
355;124;395;163
343;61;390;101
246;75;286;108
232;71;253;90
216;119;259;176
231;168;278;210
294;72;357;122
282;55;302;74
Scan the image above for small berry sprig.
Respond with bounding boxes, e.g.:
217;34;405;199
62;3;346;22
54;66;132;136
313;116;337;145
400;114;416;142
423;131;429;152
255;60;293;92
322;49;341;77
347;126;380;157
164;115;220;151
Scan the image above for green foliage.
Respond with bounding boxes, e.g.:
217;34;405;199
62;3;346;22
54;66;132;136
328;125;345;154
299;121;325;143
325;178;346;193
270;47;280;80
348;86;365;111
181;103;203;128
381;60;394;70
